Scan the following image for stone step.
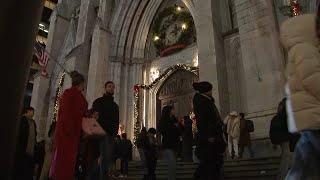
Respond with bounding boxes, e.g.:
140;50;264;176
113;171;278;180
129;161;279;169
128;163;278;174
128;156;280;167
114;157;280;180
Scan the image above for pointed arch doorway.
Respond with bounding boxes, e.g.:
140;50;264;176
156;69;199;130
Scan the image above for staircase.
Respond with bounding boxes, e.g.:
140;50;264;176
115;157;280;180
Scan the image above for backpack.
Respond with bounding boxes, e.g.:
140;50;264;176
246;120;254;133
269;114;290;145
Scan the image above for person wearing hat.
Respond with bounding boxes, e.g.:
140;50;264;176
224;111;240;159
192;81;225;179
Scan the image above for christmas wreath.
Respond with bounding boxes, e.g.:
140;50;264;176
152;5;196;57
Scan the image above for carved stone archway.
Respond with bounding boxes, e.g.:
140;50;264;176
156;69;199;129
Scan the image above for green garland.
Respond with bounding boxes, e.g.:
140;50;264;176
152;5;196;55
133;90;140;147
133;64;198;144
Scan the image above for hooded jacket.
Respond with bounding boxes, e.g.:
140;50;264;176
280;14;320;132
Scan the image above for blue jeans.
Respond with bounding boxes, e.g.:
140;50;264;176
99;135;114;180
285;131;320;180
163;149;176;180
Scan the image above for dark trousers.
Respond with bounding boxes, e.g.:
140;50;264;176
14;154;34;180
120;159;129;175
239;145;254;158
182;139;193;162
194;144;223;180
145;151;157;180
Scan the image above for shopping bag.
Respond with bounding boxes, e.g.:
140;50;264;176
82;117;106;138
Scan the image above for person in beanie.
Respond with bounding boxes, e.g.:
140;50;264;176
280;13;320;179
144;128;158;180
182;116;193;162
119;133;132;177
192;81;225;179
14;107;37;180
238;112;254;158
159;105;179;180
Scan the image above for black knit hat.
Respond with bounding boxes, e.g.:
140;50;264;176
192;81;213;93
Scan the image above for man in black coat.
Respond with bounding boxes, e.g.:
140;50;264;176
92;81;119;180
14;107;37;180
192;82;225;180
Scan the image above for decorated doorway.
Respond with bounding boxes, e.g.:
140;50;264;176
156;69;198;128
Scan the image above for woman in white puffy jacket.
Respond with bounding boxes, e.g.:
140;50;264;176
280;14;320;179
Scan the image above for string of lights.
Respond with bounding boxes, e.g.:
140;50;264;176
132;64;198;142
52;72;66;122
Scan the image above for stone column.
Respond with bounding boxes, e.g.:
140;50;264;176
235;0;284;138
108;61;122;104
31;8;70;141
74;0;98;76
86;24;110;107
0;0;43;178
194;0;229;115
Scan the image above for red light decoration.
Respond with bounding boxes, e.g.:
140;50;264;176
290;0;302;17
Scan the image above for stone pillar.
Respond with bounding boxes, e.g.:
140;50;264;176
74;0;98;76
86;24;110;107
235;0;284;138
194;0;229;115
0;0;43;178
31;8;70;141
108;61;122;104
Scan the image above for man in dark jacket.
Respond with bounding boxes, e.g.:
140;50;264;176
192;82;225;180
14;107;37;180
92;81;119;180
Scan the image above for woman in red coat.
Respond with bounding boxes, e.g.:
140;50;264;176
52;71;88;180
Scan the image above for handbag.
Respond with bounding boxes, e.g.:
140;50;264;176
82;117;106;138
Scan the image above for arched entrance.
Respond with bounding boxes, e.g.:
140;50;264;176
156;69;198;128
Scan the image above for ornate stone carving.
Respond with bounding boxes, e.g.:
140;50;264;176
158;70;198;100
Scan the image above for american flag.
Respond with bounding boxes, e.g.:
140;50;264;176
34;42;49;77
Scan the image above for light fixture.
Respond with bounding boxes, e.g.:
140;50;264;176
181;23;187;30
176;6;182;12
44;29;49;33
153;35;160;41
39;23;45;27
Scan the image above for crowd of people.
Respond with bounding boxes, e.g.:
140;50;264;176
13;12;320;180
13;72;134;180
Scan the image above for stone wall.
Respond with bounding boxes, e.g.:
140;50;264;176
224;33;246;113
234;0;285;139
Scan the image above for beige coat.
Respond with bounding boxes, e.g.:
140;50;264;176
224;115;240;138
280;14;320;132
